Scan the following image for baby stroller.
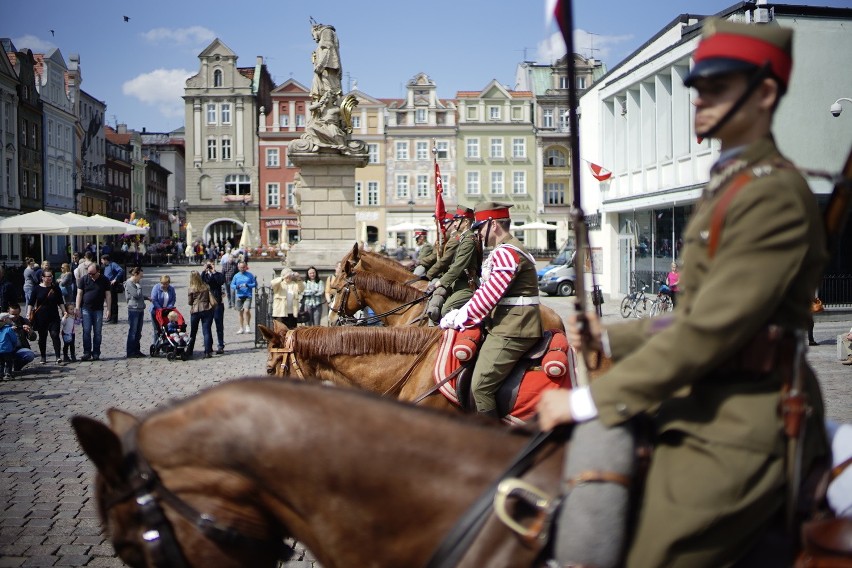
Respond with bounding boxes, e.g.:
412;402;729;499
150;308;189;361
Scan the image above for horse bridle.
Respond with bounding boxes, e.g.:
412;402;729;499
329;272;431;326
103;427;289;567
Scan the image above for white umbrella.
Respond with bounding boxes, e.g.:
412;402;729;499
61;213;146;235
0;210;108;260
184;222;194;258
238;222;254;250
386;222;430;232
0;210;104;234
513;222;558;231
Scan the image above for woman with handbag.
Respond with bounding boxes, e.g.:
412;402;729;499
26;269;67;365
271;268;304;330
186;271;215;359
302;267;324;327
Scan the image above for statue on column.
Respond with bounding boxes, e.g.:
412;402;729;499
290;19;366;155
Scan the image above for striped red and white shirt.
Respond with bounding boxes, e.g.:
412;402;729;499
462;245;521;327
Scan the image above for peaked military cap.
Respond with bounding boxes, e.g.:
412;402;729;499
414;229;427;237
453;206;475;220
684;17;793;89
472;201;513;230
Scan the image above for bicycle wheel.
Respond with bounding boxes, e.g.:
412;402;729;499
620;295;633;318
633;296;648;318
648;300;659;318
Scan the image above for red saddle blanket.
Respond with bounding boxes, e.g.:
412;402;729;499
434;329;577;424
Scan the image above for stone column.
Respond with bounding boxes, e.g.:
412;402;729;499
286;150;368;271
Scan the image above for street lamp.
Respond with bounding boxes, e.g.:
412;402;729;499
830;98;852;117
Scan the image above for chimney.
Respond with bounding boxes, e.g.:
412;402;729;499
117;123;127;134
257;55;263;65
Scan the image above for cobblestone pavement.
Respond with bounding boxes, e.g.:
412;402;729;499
0;265;849;566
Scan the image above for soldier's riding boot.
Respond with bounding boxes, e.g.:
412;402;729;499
478;408;500;420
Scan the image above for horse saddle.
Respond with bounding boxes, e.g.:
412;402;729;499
433;329;576;424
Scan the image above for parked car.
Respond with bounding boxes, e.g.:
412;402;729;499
538;261;576;297
536;249;575;278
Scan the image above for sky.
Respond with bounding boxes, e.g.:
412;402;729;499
5;0;851;133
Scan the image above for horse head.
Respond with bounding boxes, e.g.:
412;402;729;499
71;409;287;568
260;322;289;375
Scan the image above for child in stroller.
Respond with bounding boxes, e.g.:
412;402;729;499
151;307;189;361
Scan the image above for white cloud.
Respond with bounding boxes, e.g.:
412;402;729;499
141;26;216;47
537;29;633;65
12;34;55;54
122;69;193;119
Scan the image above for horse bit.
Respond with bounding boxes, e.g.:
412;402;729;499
102;427;290;567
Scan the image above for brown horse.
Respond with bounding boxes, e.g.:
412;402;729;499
331;244;566;332
72;378;566;568
261;324;457;411
329;259;431;326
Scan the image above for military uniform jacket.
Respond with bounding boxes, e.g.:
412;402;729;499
426;230;458;279
591;137;828;458
438;230;478;294
417;242;436;270
483;237;542;339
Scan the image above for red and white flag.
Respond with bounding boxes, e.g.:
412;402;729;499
435;161;446;233
587;161;612;182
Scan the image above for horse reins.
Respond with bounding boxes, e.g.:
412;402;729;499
329;273;432;326
103;427;290;567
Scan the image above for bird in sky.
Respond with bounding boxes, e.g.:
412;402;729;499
123;15;130;22
49;29;54;36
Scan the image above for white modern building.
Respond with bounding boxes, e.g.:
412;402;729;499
578;2;852;297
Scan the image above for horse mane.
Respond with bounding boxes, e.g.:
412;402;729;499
353;271;424;304
292;326;440;358
358;250;417;282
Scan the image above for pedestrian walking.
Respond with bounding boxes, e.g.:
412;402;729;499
124;267;147;358
75;262;111;361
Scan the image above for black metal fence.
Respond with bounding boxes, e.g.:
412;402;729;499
820;274;852;308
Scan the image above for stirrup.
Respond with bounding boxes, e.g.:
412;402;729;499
493;478;560;544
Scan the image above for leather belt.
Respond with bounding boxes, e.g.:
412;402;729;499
719;324;798;374
497;296;541;307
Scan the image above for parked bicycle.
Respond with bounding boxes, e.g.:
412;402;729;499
648;281;674;318
620;282;649;318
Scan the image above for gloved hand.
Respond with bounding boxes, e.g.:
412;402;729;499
430;278;442;288
452;306;470;329
413;265;426;277
439;309;460;329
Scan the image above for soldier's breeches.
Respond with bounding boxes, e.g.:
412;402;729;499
626;433;784;568
471;335;538;413
441;289;474;317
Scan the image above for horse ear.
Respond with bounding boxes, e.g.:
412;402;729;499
107;408;140;437
71;415;126;486
351;243;360;263
271;320;288;334
258;324;278;342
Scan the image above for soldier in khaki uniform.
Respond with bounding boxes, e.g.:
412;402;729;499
538;19;828;567
412;230;435;277
426;207;469;281
429;207;479;318
441;202;542;416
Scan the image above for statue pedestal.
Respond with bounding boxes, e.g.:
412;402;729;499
286;149;368;271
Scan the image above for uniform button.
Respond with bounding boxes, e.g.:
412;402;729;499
615;403;629;416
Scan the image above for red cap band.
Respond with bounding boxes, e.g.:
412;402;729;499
474;208;510;223
694;32;791;86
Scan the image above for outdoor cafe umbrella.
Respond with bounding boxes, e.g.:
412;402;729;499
238;222;254;250
0;210;108;260
62;213;146;262
184;222;194;258
386;222;430;232
513;221;558;231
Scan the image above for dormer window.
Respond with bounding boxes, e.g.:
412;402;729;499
214;69;223;87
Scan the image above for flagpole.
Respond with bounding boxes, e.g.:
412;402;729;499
432;139;445;255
